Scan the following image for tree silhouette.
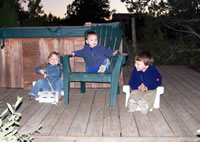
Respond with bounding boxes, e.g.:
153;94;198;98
27;0;44;18
66;0;111;25
0;0;18;27
121;0;168;16
0;0;112;26
121;0;200;66
20;0;46;26
167;0;200;18
121;0;200;38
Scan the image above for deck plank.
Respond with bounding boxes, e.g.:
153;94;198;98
118;93;139;137
159;94;192;136
85;89;106;136
163;90;200;136
134;111;157;136
148;109;174;136
166;66;200;95
0;89;19;106
159;66;200;113
67;89;94;136
103;90;121;137
166;66;200;98
19;101;43;127
158;66;200;136
33;136;199;142
50;89;83;136
8;89;28;107
18;92;34;113
38;102;66;136
19;103;52;133
164;66;200;119
160;66;200;113
173;65;200;82
0;89;25;111
0;88;10;98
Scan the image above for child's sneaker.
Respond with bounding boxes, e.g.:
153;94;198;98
128;99;138;112
98;58;110;72
60;91;64;96
128;103;138;112
98;65;106;72
29;95;35;101
35;97;39;101
138;98;149;114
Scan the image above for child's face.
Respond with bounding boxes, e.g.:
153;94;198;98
134;60;149;72
86;34;98;48
49;54;59;65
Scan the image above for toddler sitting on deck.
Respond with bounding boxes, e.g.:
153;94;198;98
28;51;63;101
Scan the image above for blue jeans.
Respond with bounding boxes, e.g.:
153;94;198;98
86;58;110;72
102;58;110;69
29;78;63;98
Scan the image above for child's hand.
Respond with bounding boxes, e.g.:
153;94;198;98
138;83;148;92
66;53;74;56
113;50;118;56
40;69;46;75
44;73;47;78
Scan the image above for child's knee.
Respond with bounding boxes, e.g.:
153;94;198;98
130;90;143;101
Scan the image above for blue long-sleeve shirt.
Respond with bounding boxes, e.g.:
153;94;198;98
74;45;114;67
129;64;162;90
36;64;63;83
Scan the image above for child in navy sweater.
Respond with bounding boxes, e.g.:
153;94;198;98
72;31;118;72
128;50;162;113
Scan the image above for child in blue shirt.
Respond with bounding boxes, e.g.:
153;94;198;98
72;31;118;72
128;50;162;113
28;51;63;100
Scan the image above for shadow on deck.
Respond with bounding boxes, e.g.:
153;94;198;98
0;65;200;142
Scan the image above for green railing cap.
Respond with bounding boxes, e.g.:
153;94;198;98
0;26;91;49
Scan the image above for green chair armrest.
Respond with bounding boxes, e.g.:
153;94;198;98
60;55;72;73
112;54;127;77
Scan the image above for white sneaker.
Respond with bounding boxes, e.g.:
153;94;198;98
98;65;106;72
35;97;39;101
61;91;64;96
138;98;149;114
128;99;138;112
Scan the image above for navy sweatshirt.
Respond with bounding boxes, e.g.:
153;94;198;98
128;64;162;90
74;45;114;67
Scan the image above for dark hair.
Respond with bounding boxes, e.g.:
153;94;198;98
86;31;97;40
134;50;154;66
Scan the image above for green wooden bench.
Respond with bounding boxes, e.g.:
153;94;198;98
60;25;126;107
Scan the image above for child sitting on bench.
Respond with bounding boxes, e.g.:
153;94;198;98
28;51;63;101
128;50;162;113
71;31;118;72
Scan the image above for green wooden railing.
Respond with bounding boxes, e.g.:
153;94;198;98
0;26;90;49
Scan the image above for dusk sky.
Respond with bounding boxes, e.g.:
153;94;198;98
40;0;128;18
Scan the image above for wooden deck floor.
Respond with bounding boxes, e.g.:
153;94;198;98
1;65;200;142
